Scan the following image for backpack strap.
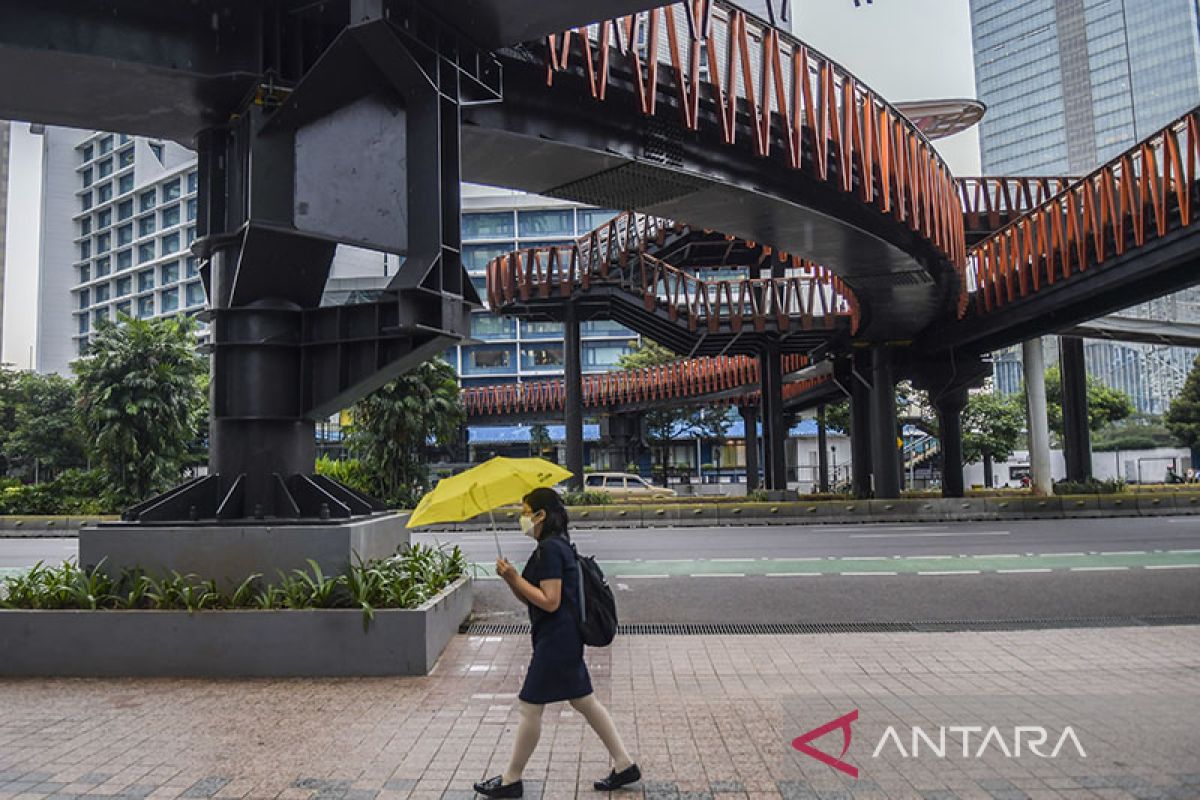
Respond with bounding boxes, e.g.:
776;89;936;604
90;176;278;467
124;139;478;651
570;542;587;626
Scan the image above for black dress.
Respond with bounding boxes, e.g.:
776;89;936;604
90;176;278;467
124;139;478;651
518;534;594;704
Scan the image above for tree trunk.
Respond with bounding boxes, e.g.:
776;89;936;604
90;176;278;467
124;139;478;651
982;449;994;489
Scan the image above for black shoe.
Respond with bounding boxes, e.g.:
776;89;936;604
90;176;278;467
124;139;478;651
473;775;523;798
594;763;641;791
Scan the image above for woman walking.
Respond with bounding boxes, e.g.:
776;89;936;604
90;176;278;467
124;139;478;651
474;488;641;798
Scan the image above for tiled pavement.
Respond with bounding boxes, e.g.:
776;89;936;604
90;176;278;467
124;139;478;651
1;627;1198;800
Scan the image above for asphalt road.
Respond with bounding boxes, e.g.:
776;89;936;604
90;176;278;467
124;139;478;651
4;517;1198;624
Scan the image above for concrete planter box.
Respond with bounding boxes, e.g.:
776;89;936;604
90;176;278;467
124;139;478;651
0;576;471;678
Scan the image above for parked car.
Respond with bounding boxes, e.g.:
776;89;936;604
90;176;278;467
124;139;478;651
584;472;677;500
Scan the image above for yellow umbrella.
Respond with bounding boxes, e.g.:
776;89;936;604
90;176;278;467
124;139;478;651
405;456;573;530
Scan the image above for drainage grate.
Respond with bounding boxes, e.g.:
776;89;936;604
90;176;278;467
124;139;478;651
462;615;1200;636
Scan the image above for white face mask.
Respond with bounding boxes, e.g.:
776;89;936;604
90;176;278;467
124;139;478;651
519;514;537;539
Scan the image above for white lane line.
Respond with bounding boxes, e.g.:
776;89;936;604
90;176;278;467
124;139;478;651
997;568;1053;574
601;559;633;563
985;554;1023;558
1166;549;1200;554
918;570;981;576
690;573;745;577
841;556;891;561
1048;552;1087;557
1070;566;1129;572
710;558;756;562
616;583;631;591
765;572;822;577
849;531;1010;538
1100;550;1147;555
615;574;669;579
898;555;955;560
840;571;898;576
1145;564;1200;570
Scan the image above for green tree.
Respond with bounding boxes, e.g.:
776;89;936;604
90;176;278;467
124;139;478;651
2;371;88;481
692;405;733;477
617;340;694;485
1043;364;1135;437
1093;413;1179;452
346;357;463;507
961;390;1025;488
1166;355;1200;449
528;423;553;459
73;313;206;507
824;399;850;435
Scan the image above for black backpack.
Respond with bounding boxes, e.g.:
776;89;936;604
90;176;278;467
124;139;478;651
569;542;618;647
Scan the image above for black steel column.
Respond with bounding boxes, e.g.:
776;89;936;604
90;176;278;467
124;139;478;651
850;350;873;498
1060;335;1093;482
564;302;584;489
760;340;787;492
870;344;901;499
817;404;830;493
740;405;760;492
934;387;968;498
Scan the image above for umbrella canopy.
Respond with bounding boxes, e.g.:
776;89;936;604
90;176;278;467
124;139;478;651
405;457;573;528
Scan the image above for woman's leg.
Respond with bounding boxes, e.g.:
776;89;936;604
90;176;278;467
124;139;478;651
568;694;635;771
501;701;545;784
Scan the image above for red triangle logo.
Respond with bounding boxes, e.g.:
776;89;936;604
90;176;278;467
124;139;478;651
791;709;859;778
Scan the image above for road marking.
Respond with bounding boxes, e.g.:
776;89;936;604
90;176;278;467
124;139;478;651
997;568;1053;574
918;570;981;576
1167;549;1200;554
616;583;630;591
1145;564;1200;570
1070;566;1129;572
898;555;955;560
765;572;821;577
1100;550;1146;556
1051;552;1087;557
840;571;898;576
603;559;634;563
615;574;668;579
849;531;1010;538
986;554;1023;558
842;555;890;560
710;558;756;562
691;572;744;577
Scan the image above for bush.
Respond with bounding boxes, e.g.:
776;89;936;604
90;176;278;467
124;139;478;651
314;455;376;499
0;542;467;632
1053;477;1127;495
0;468;114;515
625;463;640;475
561;490;613;506
746;489;770;502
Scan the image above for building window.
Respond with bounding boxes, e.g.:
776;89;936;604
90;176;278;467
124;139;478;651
79;265;90;283
98;135;113;155
118;148;135;169
119;134;131;145
163;179;181;202
80;240;91;260
463;244;512;271
77;338;89;356
161;204;180;228
186;227;196;246
185;282;205;307
186;197;197;221
518;209;573;237
583;341;632;367
137;295;154;318
116;300;131;318
82;167;93;188
118;173;134;195
161;287;179;312
117;224;133;247
138;242;155;263
137;269;155;293
149;142;164;163
576;208;621;231
185;257;199;278
79;289;90;309
97;208;112;228
470;314;516;340
78;314;89;334
95;284;110;303
521;344;564;370
521;320;562;339
140;189;156;212
81;192;93;211
160;261;179;284
93;308;108;327
162;232;180;255
79;217;92;236
117;199;133;221
463;345;515;375
95;232;110;254
139;216;156;237
82;144;93;162
115;249;132;271
116;276;132;297
97;183;113;204
186;171;198;193
96;257;112;277
462;212;515;239
97;159;113;179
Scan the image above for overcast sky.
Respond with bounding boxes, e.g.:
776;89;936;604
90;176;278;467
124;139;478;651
1;0;980;367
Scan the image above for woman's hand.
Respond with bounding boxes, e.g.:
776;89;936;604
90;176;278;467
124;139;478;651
495;557;517;582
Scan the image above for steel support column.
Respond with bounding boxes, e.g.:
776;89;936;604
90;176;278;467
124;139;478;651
740;405;760;492
1023;337;1054;495
1059;335;1093;482
850;350;873;499
933;387;968;498
817;404;830;493
870;345;901;499
760;340;787;492
564;301;584;489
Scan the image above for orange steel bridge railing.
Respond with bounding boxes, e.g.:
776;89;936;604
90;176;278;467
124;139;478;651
486;212;861;334
957;176;1076;233
541;1;966;277
461;353;819;417
965;108;1200;315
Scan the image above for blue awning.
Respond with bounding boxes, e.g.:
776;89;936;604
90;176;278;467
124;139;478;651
468;424;601;445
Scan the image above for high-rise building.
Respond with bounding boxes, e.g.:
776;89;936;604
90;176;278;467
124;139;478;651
970;0;1200;414
0;120;9;360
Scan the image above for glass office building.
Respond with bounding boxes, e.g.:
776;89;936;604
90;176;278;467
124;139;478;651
970;0;1200;414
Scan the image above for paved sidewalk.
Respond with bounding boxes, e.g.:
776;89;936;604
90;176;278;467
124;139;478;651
1;627;1198;800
